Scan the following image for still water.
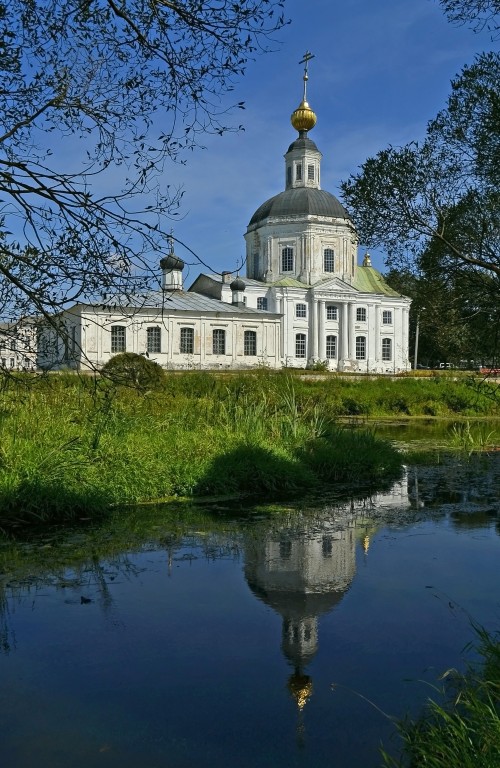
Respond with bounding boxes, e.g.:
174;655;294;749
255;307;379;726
0;437;499;767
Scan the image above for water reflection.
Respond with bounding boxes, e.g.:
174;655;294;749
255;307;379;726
0;453;499;767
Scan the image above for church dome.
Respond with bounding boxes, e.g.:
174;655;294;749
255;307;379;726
160;254;184;272
291;99;317;132
248;187;352;226
230;277;245;292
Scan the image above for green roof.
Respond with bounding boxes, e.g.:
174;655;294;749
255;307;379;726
271;277;311;288
352;266;402;297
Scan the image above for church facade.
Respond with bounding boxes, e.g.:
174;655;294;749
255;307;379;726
38;64;411;374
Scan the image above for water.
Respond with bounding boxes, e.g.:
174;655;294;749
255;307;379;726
0;439;499;767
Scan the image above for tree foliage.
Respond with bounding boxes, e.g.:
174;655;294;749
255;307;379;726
340;53;500;283
0;0;286;325
440;0;500;37
100;352;165;390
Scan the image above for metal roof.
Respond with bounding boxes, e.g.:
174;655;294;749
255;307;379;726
248;188;352;226
88;290;279;315
352;267;403;297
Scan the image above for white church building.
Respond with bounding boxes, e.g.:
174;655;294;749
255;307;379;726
38;61;411;374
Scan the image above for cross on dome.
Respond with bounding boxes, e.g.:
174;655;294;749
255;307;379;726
291;51;317;134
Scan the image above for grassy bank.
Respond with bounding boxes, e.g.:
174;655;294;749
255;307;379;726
0;372;403;528
383;626;500;767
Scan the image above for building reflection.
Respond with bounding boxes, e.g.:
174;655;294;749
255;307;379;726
242;477;411;739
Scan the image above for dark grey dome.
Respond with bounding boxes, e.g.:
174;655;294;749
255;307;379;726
160;254;184;271
230;277;245;291
249;188;352;226
286;135;320;154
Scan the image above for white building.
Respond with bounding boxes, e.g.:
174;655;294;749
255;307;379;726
38;64;410;373
191;65;411;373
0;318;37;371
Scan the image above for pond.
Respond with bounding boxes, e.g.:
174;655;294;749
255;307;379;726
0;424;499;768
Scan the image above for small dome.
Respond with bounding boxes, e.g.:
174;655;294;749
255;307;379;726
160;254;184;272
291;99;317;133
230;277;246;292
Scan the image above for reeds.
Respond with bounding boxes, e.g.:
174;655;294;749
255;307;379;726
382;626;500;768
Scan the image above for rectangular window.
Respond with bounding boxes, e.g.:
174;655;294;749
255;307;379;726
9;358;14;368
382;310;393;325
111;325;126;353
147;326;161;354
324;248;335;272
244;330;257;356
355;336;366;360
308;164;315;181
212;328;226;355
281;246;294;272
257;297;268;311
326;335;337;359
287;166;292;186
382;337;392;361
180;327;194;354
326;305;338;321
356;307;367;322
295;303;307;319
295;333;306;358
296;163;302;181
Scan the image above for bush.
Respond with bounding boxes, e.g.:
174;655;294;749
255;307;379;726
100;353;165;391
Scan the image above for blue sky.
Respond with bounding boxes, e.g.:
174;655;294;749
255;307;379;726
163;0;495;285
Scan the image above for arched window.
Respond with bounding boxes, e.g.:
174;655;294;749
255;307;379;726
356;336;366;360
295;333;306;358
180;327;194;354
147;326;161;354
281;246;294;272
111;325;126;353
326;335;337;359
382;338;392;361
212;329;226;355
244;330;257;356
324;248;335;272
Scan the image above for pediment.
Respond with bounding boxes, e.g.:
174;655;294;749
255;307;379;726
311;277;359;295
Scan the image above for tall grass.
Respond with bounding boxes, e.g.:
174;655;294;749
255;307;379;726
382;626;500;767
0;373;403;527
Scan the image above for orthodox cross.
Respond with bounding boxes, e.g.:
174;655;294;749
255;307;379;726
299;50;315;101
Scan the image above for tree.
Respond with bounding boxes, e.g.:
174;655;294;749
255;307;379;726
340;53;500;284
440;0;500;37
0;0;287;329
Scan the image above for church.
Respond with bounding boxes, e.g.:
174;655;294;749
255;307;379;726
38;59;411;374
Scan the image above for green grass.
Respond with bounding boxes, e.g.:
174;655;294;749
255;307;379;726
0;373;404;528
382;626;500;767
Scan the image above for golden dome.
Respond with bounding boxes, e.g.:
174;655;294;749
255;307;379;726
291;99;317;133
288;672;313;711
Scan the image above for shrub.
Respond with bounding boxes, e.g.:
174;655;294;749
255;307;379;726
100;353;165;391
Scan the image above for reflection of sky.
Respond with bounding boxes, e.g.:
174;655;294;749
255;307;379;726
1;460;500;767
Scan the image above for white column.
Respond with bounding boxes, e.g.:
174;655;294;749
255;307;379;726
349;302;356;361
318;300;325;360
311;297;318;360
341;302;349;361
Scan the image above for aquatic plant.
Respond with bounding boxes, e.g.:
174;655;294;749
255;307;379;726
382;626;500;768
